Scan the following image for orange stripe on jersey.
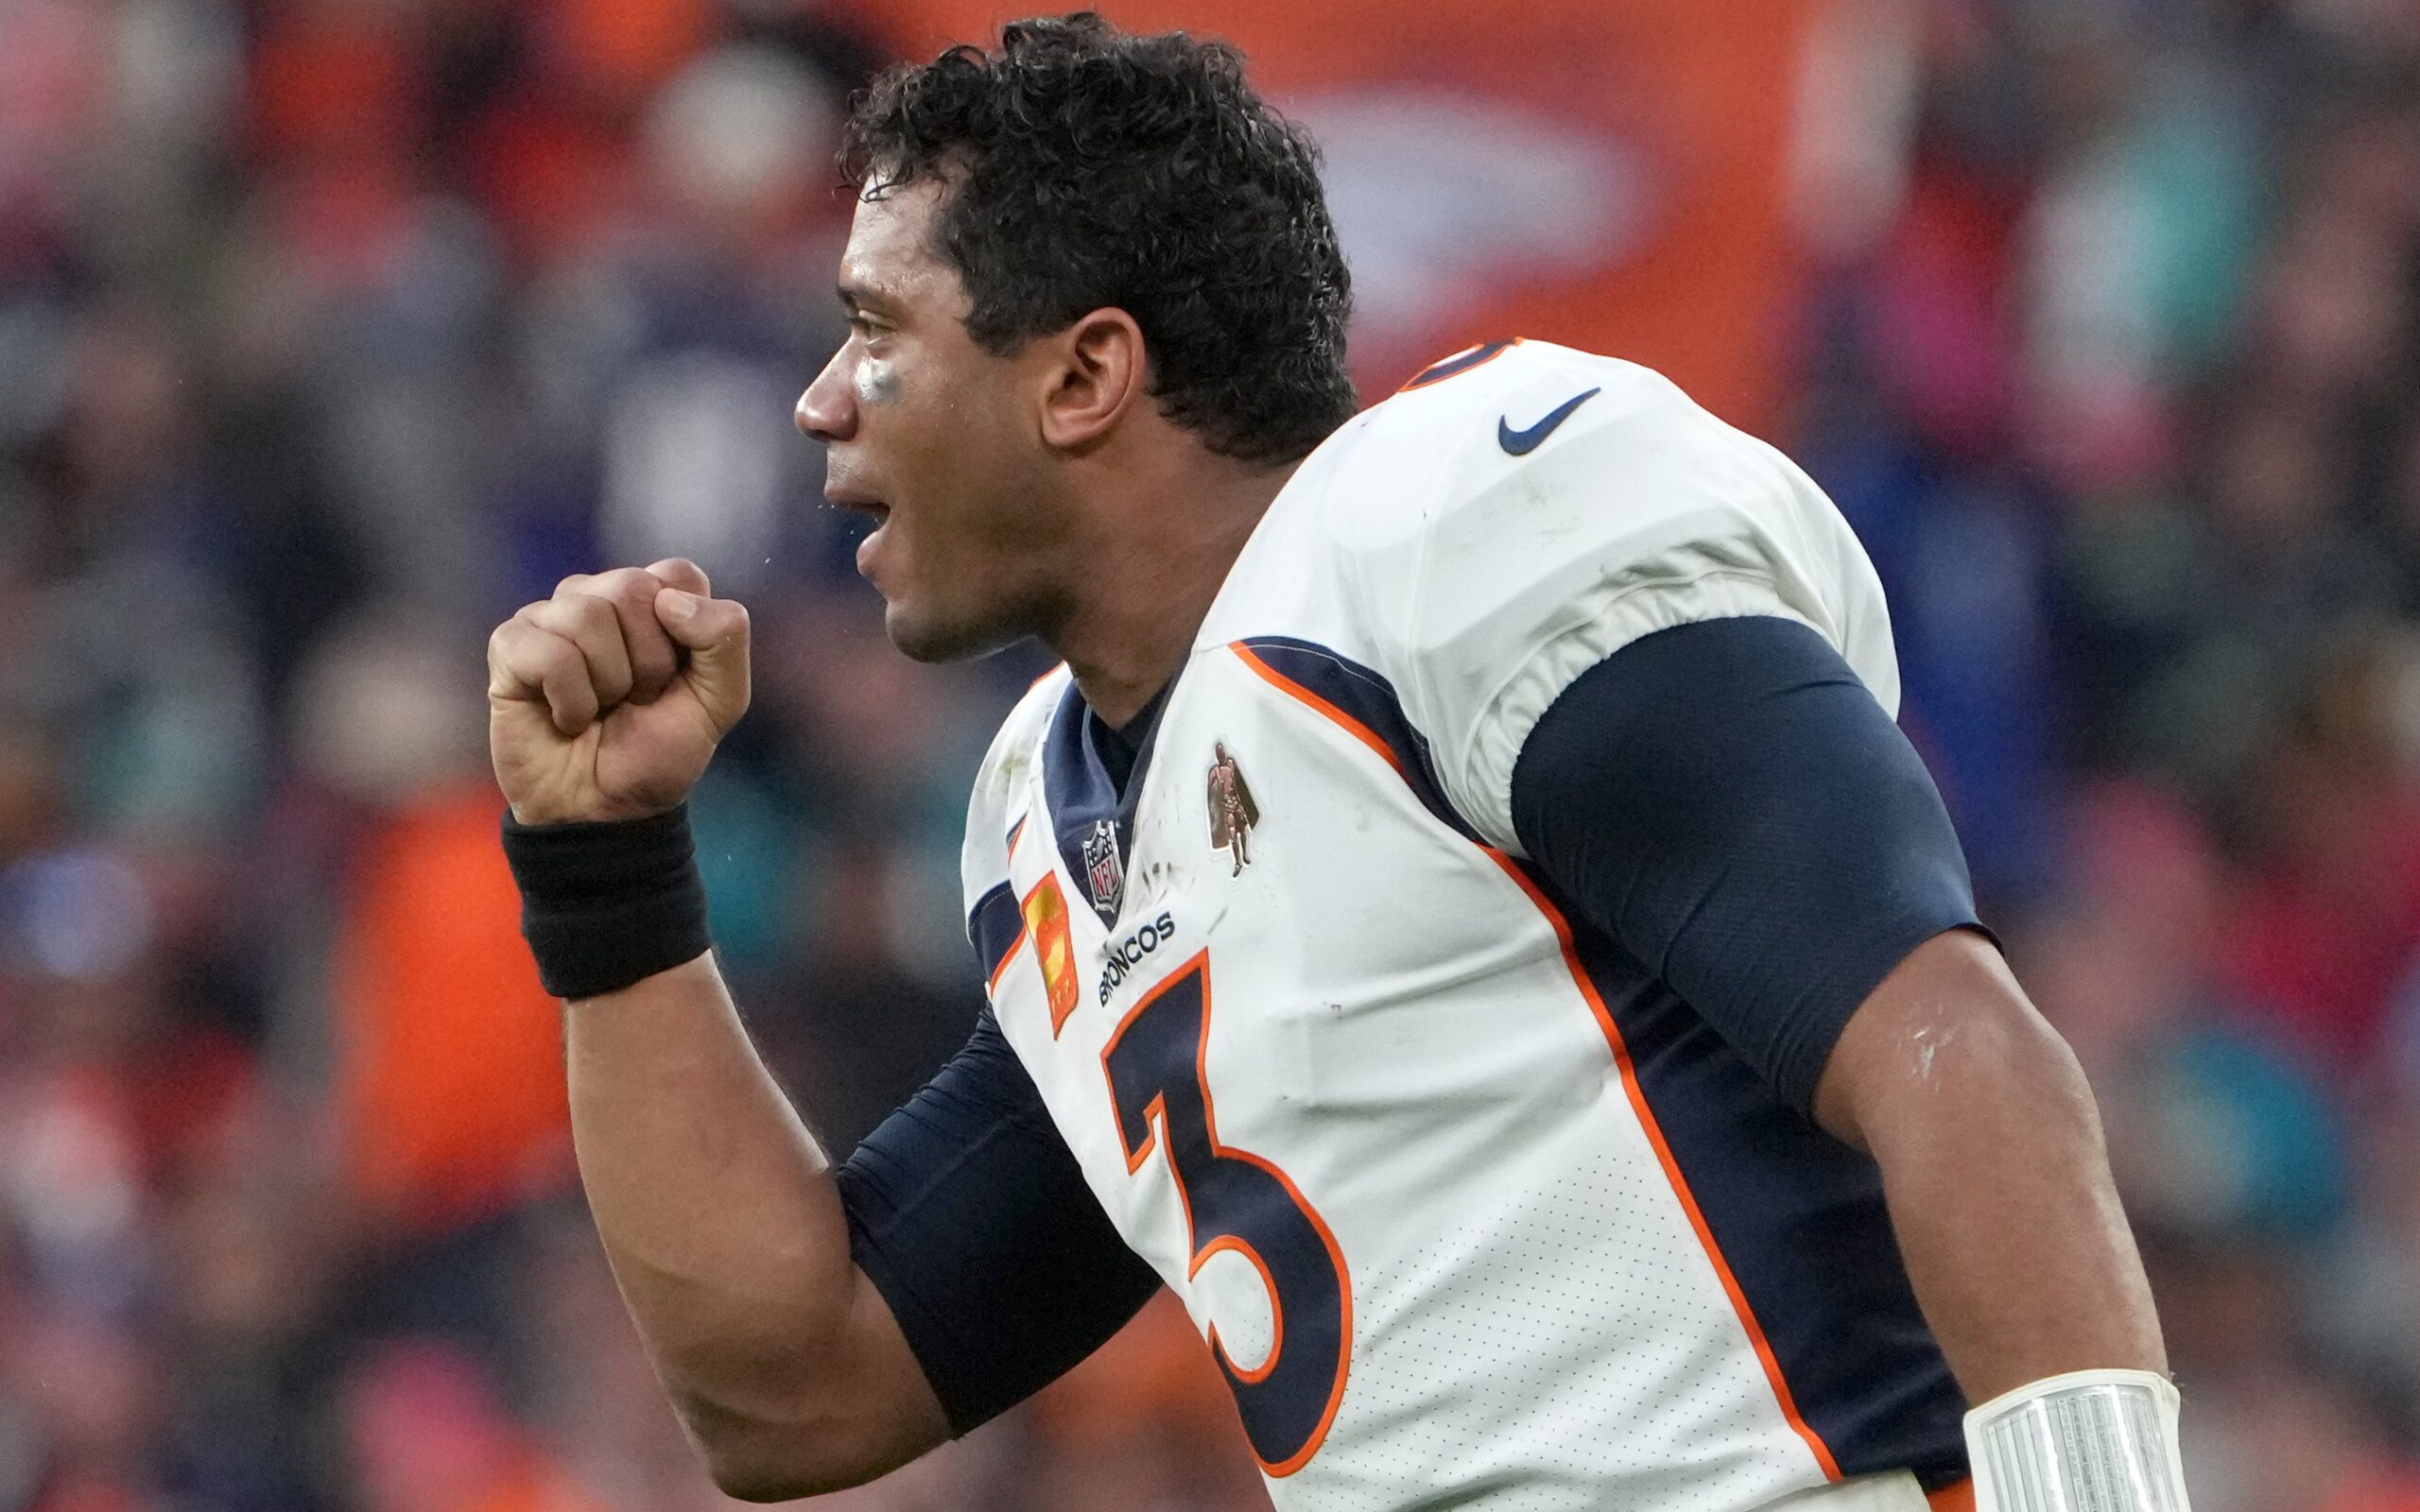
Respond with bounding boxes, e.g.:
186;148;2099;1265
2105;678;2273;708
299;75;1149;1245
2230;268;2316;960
1231;644;1409;780
1926;1479;1975;1512
1482;850;1845;1483
1397;336;1524;392
1234;636;1846;1483
1193;1234;1286;1386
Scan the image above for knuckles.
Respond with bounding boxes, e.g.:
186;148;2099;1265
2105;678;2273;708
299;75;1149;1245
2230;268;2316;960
582;567;668;610
529;634;583;679
563;592;620;636
491;565;745;712
487;614;544;669
647;557;710;595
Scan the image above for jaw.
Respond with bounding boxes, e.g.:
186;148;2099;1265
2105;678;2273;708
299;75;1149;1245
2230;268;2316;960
881;594;1028;663
876;536;1071;664
853;444;1083;662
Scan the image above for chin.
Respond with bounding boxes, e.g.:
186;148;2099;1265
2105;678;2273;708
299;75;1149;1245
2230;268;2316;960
882;600;1022;664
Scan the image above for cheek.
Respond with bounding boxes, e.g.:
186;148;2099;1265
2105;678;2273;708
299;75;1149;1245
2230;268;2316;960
856;357;901;407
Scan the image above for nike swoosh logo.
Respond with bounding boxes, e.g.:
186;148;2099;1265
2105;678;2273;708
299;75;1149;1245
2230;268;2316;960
1497;387;1601;455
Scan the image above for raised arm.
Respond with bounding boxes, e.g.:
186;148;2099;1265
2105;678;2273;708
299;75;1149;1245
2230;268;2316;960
561;953;949;1498
487;562;1162;1499
487;561;948;1497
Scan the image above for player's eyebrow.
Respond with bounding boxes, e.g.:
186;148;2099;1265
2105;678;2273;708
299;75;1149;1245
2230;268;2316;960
837;280;896;317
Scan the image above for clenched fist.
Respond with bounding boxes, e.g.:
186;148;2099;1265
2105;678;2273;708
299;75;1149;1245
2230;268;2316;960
488;558;751;825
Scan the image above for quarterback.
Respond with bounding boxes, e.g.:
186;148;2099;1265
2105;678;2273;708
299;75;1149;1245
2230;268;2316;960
487;14;2190;1512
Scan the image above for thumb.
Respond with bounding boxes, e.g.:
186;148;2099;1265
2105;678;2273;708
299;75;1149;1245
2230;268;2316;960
655;589;752;733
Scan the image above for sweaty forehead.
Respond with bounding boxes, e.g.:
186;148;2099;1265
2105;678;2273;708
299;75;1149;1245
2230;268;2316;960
838;181;965;317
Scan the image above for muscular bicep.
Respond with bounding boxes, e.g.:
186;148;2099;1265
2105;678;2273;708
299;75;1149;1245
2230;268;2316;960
1509;615;1984;1116
837;1007;1164;1435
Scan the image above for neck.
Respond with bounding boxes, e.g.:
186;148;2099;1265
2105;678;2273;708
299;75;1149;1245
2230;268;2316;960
1046;453;1296;728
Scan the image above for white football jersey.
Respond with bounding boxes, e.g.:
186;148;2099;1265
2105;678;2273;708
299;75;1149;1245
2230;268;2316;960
961;342;1967;1512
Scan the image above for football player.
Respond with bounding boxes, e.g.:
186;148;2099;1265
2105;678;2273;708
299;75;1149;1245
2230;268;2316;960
487;14;2189;1512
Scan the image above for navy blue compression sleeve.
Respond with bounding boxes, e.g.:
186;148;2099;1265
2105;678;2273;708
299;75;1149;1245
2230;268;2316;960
1509;616;1982;1116
837;1007;1162;1435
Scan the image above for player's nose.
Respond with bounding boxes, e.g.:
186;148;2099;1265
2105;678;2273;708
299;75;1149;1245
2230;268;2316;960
797;348;856;444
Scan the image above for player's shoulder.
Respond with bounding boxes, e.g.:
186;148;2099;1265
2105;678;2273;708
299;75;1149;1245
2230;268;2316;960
1307;339;1753;557
1378;336;1689;429
970;663;1069;814
961;663;1070;885
1206;340;1810;654
1201;335;1882;698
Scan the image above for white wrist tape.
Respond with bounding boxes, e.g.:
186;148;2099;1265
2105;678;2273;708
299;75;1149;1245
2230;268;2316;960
1964;1368;2190;1512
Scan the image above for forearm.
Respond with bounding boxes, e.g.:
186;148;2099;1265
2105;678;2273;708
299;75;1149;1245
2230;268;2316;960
568;953;841;1379
1873;1020;2162;1401
1821;935;2165;1403
566;953;942;1491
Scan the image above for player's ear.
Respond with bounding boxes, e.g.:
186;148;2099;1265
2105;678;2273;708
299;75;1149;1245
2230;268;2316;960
1038;308;1147;452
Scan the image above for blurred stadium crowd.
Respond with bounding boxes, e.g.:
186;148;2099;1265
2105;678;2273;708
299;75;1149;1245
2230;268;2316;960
3;0;2420;1508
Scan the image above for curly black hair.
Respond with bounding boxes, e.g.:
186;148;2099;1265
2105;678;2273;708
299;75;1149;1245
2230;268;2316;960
841;12;1357;466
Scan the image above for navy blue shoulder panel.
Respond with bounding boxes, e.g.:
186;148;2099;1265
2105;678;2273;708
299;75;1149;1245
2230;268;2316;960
1506;614;1986;1483
1400;339;1516;391
1234;636;1478;842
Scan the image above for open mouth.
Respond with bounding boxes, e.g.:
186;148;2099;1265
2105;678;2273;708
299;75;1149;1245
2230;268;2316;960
826;492;890;538
827;492;892;576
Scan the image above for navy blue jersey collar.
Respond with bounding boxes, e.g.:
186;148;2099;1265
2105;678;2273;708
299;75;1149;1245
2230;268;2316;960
1041;676;1175;926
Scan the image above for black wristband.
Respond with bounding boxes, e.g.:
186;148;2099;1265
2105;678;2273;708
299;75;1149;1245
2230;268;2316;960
500;804;713;1000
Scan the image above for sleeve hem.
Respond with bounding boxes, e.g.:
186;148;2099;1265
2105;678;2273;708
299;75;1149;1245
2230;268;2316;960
1460;577;1815;852
1773;918;1994;1117
842;1205;986;1437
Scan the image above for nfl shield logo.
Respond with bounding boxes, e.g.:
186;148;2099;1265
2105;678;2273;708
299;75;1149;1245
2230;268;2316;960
1082;817;1124;920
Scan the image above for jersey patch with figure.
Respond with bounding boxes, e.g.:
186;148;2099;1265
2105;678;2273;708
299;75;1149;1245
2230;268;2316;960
1205;743;1259;875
